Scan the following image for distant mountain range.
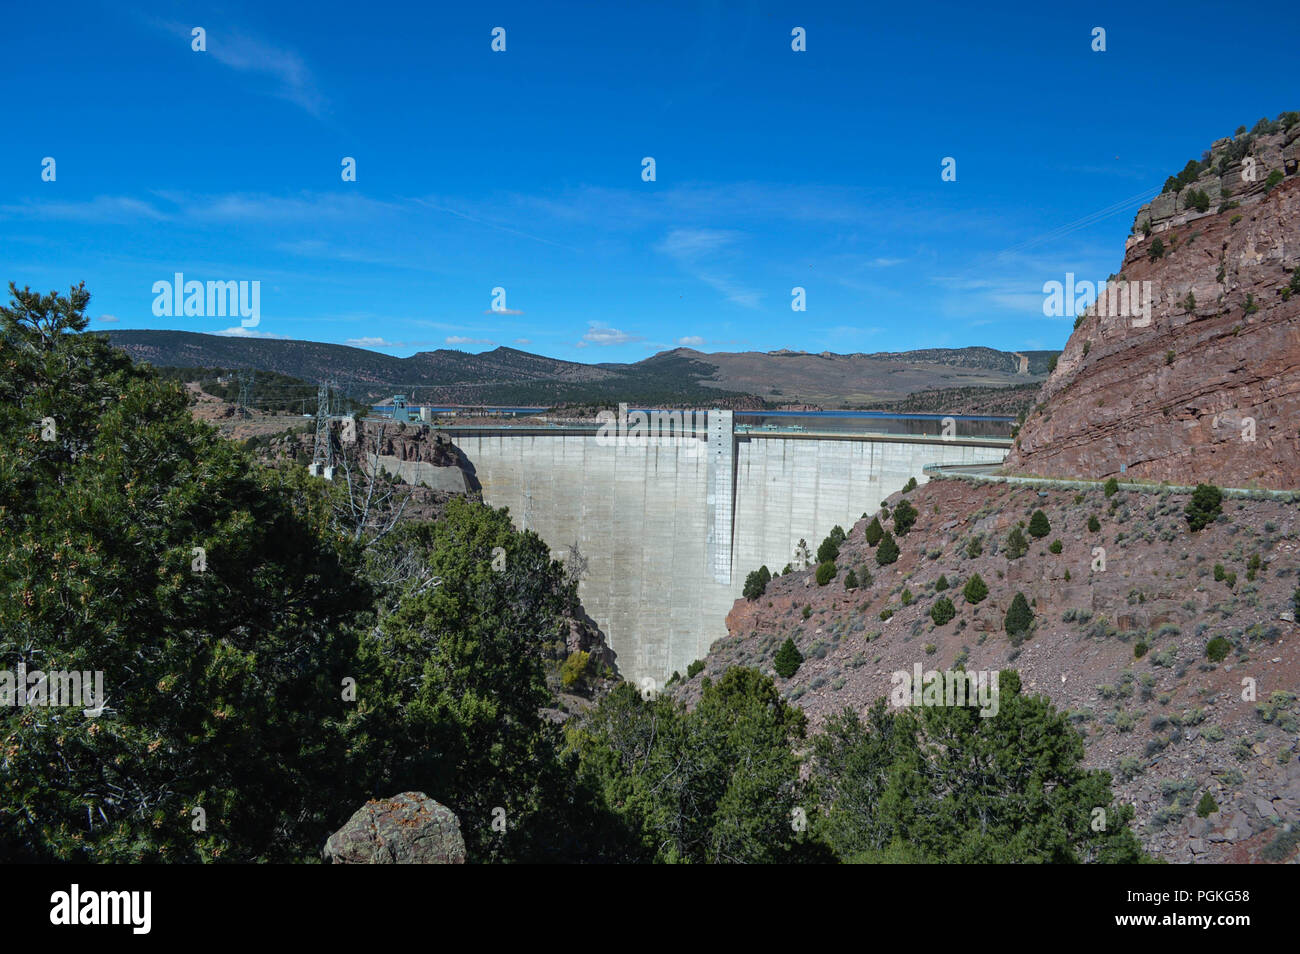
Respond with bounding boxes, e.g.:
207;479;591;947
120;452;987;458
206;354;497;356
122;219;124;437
103;330;1055;408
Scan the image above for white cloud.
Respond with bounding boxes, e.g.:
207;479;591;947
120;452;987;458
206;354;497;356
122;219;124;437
580;323;640;347
145;19;327;117
514;338;532;345
216;327;289;338
446;335;495;346
0;196;168;223
676;335;705;346
97;314;120;323
655;228;761;308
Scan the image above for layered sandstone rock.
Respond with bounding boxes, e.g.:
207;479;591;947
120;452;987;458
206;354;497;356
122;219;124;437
1006;125;1300;489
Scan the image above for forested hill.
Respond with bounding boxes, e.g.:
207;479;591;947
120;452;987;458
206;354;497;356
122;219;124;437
105;330;1054;409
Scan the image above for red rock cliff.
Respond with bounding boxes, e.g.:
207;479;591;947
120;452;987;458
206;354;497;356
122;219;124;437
1006;120;1300;489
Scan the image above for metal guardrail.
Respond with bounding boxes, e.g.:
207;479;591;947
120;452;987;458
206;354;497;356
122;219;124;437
432;424;1012;447
922;462;1300;500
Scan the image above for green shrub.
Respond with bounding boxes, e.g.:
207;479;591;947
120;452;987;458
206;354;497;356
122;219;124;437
893;499;918;536
801;605;812;620
1185;483;1222;532
1264;169;1285;194
875;532;900;566
1087;514;1101;532
1004;592;1033;639
963;573;988;605
774;638;803;678
686;659;706;679
1206;636;1232;662
930;597;956;626
1049;539;1063;554
1148;237;1165;261
817;527;845;564
1005;527;1028;560
1196;791;1218;818
743;567;768;600
935;574;949;591
1027;509;1051;539
815;561;838;586
844;569;859;590
902;476;918;493
560;650;592;688
1103;477;1120;497
965;536;983;559
1134;640;1148;659
864;516;884;547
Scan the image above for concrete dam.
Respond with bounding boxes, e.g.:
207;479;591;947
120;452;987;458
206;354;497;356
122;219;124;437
439;413;1007;688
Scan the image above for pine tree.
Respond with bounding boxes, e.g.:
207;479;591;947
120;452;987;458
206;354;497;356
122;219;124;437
935;574;949;591
774;638;803;679
875;531;900;566
1005;527;1028;560
1027;509;1050;539
893;499;918;535
1185;483;1223;532
930;597;956;626
865;516;884;547
844;569;859;590
1004;592;1034;638
963;573;988;604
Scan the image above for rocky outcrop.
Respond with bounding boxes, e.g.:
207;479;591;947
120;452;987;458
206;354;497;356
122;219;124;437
1132;121;1300;236
1006;120;1300;489
324;793;466;864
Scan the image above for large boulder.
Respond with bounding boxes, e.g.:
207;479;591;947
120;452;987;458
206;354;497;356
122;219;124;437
324;793;466;864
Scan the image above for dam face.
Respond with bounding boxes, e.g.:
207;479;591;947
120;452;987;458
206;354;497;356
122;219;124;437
448;416;1006;688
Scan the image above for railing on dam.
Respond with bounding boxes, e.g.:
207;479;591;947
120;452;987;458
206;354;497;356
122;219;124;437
427;422;1012;448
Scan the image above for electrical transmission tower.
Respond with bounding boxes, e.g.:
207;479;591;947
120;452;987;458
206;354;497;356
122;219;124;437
311;382;333;478
235;369;256;411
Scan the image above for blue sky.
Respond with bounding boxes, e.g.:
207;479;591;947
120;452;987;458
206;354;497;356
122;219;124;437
3;1;1297;361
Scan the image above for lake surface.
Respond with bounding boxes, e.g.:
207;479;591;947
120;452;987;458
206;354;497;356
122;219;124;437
370;406;1015;438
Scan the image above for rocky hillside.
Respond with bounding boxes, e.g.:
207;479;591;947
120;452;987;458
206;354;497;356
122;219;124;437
1006;116;1300;488
679;477;1300;863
